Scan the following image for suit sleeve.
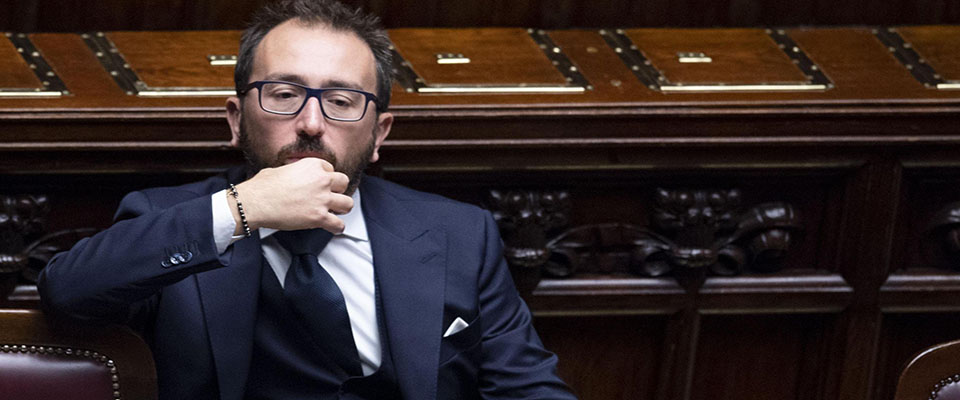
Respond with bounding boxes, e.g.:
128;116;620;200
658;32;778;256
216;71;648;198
475;211;578;399
38;189;226;324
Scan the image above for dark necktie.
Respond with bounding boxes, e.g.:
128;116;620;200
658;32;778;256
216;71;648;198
272;229;363;377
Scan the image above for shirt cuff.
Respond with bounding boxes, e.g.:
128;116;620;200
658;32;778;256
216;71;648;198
211;189;245;255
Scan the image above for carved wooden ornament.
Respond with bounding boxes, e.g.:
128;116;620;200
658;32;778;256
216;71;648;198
489;188;802;280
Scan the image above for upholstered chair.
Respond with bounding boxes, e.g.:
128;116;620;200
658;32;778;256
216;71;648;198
0;309;156;400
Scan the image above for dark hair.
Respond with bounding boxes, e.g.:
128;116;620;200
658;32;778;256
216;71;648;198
235;0;393;111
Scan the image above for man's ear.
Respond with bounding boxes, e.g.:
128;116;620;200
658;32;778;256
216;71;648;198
369;112;394;164
225;96;243;148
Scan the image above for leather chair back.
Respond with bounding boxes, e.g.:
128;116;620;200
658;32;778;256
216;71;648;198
0;309;157;400
895;339;960;400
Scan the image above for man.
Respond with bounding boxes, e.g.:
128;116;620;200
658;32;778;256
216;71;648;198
38;0;575;399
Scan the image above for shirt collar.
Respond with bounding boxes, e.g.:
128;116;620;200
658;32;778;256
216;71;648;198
339;188;369;241
259;188;368;242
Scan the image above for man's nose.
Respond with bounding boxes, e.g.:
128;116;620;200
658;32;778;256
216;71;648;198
295;95;327;136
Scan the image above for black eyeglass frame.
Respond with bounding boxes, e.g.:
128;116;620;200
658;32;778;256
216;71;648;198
238;80;382;121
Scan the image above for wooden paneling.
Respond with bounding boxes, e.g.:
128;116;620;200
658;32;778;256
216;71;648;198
0;28;957;113
624;29;807;85
897;26;960;82
690;315;831;400
2;0;959;31
1;27;960;400
0;35;42;89
107;31;240;88
537;316;666;400
390;28;568;86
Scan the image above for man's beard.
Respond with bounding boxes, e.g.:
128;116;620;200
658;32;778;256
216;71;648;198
237;118;375;196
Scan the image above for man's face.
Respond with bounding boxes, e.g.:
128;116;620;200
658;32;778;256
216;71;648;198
226;19;393;193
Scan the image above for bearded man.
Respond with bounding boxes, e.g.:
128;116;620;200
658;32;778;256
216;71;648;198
38;1;575;399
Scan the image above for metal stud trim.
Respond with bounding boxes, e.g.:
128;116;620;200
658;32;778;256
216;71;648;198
390;29;590;94
1;343;124;399
767;29;833;88
390;46;423;94
599;28;833;93
82;32;235;97
1;32;68;97
874;27;958;90
929;373;960;400
529;29;593;91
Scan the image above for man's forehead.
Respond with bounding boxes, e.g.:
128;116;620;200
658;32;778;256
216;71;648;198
260;73;364;91
251;19;377;89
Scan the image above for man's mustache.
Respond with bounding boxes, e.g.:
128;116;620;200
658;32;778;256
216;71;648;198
275;136;338;167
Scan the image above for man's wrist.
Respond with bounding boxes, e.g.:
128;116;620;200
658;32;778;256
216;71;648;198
211;190;244;254
225;189;243;236
228;183;253;238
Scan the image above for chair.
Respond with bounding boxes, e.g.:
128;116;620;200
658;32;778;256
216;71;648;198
895;339;960;400
0;309;157;400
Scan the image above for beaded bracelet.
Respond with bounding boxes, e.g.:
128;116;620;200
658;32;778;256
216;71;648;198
228;184;252;238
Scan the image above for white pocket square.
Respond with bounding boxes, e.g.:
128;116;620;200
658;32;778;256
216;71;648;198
443;317;469;338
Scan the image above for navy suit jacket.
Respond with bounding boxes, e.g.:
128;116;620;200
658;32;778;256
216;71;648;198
39;168;575;400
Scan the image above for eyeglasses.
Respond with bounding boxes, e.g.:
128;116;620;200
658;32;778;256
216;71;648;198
239;80;380;122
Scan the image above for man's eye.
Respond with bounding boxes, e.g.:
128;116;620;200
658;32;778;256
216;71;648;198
271;91;300;99
325;97;354;108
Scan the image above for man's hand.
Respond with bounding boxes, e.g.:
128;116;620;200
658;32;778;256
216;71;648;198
228;158;353;234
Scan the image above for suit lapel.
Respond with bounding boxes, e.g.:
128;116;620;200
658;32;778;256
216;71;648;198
190;174;447;400
195;234;262;400
362;178;446;400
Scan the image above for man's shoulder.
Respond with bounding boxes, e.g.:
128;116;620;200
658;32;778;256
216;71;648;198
360;175;492;231
361;175;483;214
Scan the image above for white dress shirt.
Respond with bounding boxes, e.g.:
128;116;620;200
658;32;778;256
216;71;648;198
211;189;381;376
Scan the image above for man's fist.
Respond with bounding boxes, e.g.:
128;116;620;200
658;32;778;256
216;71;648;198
229;158;354;234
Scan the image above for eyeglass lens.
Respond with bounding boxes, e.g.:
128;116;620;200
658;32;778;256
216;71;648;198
260;82;367;119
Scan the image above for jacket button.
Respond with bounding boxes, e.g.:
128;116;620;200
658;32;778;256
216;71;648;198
172;252;188;263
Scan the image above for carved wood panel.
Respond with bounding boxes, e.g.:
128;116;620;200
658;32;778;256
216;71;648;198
0;194;96;299
488;187;802;279
2;154;960;399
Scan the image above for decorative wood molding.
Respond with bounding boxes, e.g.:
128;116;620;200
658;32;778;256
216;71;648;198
0;194;95;302
1;195;48;297
490;188;802;285
648;188;801;276
487;190;571;269
923;201;960;269
486;190;570;294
